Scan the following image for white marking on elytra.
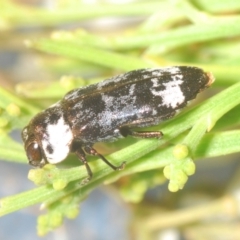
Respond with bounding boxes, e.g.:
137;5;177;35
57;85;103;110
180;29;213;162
129;83;136;95
98;93;137;134
152;109;157;116
151;78;160;87
41;116;73;164
151;74;185;108
168;66;180;74
147;66;180;75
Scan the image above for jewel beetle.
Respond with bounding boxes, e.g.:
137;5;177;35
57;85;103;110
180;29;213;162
22;66;214;184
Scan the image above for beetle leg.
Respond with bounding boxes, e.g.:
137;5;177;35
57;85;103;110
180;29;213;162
75;147;93;185
119;126;163;139
84;146;126;171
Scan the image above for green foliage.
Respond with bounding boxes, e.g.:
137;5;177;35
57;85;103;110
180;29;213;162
1;0;240;235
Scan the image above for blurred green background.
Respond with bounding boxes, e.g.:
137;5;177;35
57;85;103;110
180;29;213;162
1;0;240;239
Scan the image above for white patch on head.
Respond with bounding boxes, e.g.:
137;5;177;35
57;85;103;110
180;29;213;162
151;74;185;108
42;116;73;164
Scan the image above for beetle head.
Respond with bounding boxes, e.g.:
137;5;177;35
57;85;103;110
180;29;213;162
22;109;73;167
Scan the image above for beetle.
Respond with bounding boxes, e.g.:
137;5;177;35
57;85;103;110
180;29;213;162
22;66;214;184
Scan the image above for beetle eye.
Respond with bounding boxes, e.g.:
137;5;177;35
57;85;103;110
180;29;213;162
26;143;43;167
